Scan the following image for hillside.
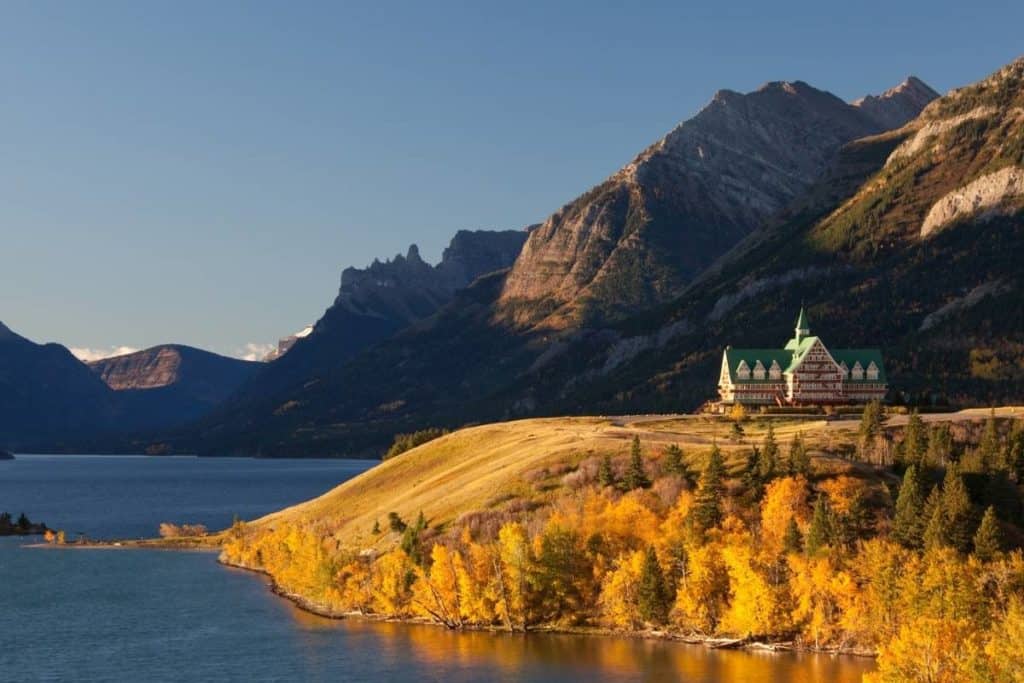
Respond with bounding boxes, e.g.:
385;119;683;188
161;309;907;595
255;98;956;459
214;407;1024;679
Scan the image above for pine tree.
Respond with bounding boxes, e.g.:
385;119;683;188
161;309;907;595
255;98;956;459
857;400;884;463
372;518;381;535
759;423;780;481
730;421;745;443
692;445;726;534
599;453;616;488
973;506;1003;562
783;516;803;554
979;410;1003;472
805;496;833;555
922;486;947;551
892;465;926;549
942;466;974;553
925;423;953;468
741;447;763;502
624;436;650;490
637;545;670;625
788;432;811;476
662;444;693;485
901;411;926;468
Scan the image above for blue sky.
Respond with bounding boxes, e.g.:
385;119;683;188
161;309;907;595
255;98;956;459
1;1;1021;359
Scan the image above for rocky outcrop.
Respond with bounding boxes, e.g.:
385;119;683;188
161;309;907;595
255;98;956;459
920;166;1024;237
852;76;941;130
498;78;937;328
264;326;313;362
89;345;259;400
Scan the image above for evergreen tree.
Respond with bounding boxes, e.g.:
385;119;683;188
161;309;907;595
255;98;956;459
836;492;872;548
942;466;974;553
759;423;780;481
372;518;381;535
388;511;407;533
979;410;1003;472
400;511;428;564
922;486;947;551
857;400;884;463
741;447;764;502
901;411;926;468
599;454;616;488
892;465;926;549
973;506;1004;562
16;512;30;530
1008;420;1024;482
624;436;650;490
730;421;745;443
662;444;694;486
788;432;811;476
925;423;953;468
805;496;833;555
637;545;670;625
783;516;803;554
691;445;726;533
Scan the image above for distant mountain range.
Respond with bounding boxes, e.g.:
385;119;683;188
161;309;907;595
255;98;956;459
6;57;1023;457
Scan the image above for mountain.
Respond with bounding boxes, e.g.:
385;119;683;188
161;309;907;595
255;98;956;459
88;345;261;429
175;74;939;456
263;326;313;362
0;321;121;449
852;76;941;130
191;229;529;445
497;77;935;329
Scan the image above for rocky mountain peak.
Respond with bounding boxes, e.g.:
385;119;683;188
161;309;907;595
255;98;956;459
852;75;940;129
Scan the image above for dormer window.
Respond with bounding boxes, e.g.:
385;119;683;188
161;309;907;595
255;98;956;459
753;360;766;380
736;360;751;380
769;360;782;380
839;362;849;378
851;361;864;381
866;361;879;381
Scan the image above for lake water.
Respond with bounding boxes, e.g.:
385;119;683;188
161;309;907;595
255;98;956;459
0;455;875;682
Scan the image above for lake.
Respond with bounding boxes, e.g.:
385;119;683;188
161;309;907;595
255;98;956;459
0;455;875;682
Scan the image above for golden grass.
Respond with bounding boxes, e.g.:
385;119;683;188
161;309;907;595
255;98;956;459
248;408;1024;552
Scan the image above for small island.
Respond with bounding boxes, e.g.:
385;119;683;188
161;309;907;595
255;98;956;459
0;511;48;536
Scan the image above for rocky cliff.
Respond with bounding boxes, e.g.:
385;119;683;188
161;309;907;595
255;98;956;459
497;78;938;328
852;76;941;130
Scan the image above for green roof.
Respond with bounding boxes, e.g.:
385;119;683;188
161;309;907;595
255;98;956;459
724;341;886;385
795;307;810;332
722;348;791;384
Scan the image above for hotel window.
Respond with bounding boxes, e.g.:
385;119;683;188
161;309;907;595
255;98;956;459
851;362;864;381
866;361;879;381
737;360;750;380
769;360;782;379
753;360;766;380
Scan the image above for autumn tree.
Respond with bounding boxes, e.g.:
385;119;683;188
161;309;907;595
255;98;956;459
925;423;953;469
892;465;925;549
532;526;590;624
599;454;616;488
783;517;803;554
972;506;1003;561
496;522;532;630
857;400;884;463
624;436;650;490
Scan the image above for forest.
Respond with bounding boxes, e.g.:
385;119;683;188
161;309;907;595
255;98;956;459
221;407;1024;682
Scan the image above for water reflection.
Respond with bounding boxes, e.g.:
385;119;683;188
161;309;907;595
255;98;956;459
285;602;874;683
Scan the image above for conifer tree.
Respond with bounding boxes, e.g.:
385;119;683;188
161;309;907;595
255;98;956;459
637;546;670;625
662;444;694;486
741;447;763;502
892;465;925;549
857;400;884;463
372;518;381;535
624;436;650;490
692;445;726;533
783;516;803;554
805;496;833;555
788;432;811;476
922;486;947;551
759;423;779;481
942;466;974;553
901;411;926;468
979;410;1003;472
730;421;745;443
599;454;616;488
925;423;953;468
973;506;1003;562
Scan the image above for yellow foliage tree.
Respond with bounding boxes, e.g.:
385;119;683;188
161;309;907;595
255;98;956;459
598;550;647;629
760;475;811;556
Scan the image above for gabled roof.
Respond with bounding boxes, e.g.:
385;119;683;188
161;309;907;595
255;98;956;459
831;349;887;383
722;348;791;384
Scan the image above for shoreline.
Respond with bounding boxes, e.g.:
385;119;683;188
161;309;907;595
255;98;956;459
218;553;877;660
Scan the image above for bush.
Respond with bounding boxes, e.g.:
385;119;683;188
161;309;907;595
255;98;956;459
158;522;208;538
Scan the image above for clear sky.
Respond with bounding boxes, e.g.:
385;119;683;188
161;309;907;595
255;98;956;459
1;1;1021;359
